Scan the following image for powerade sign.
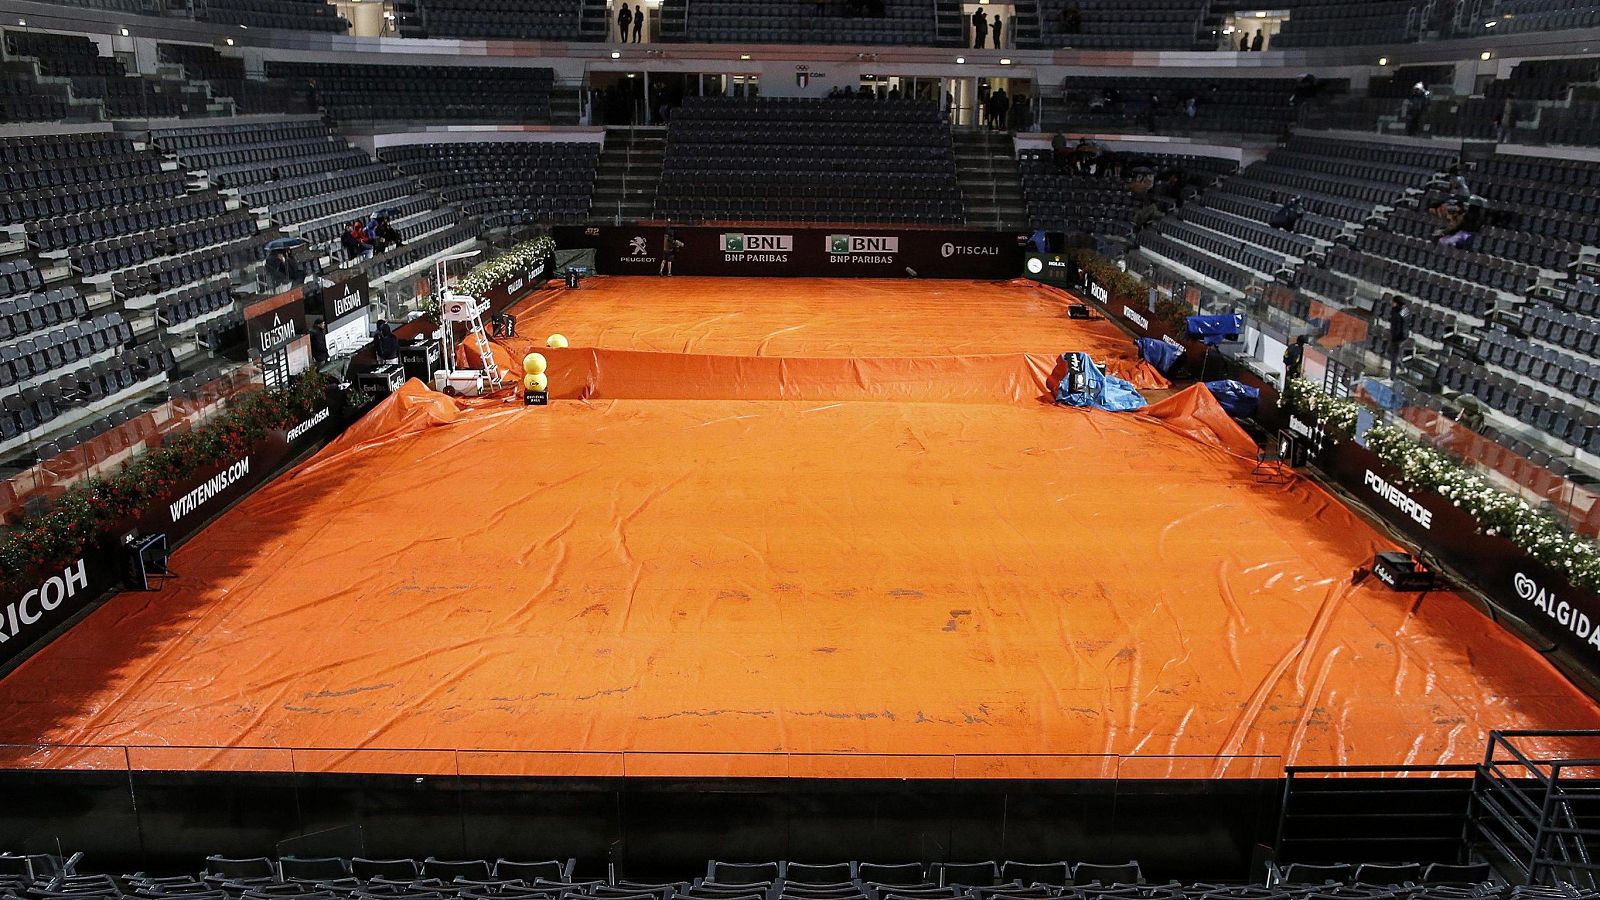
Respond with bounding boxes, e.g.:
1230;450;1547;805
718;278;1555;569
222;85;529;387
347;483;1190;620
1363;468;1434;530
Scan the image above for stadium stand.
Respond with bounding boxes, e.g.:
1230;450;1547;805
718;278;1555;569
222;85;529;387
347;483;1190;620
155;44;305;116
380;141;603;228
263;63;556;124
2;30;187;120
395;0;609;40
664;0;941;46
1269;0;1417;47
148;120;479;282
654;96;963;225
1041;77;1346;136
195;0;348;32
1489;0;1600;33
1028;0;1206;50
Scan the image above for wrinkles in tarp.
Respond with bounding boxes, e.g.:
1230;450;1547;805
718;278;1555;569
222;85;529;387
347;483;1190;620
0;277;1596;779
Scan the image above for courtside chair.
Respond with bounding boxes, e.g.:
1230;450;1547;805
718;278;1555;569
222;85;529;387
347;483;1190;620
1000;863;1071;887
421;859;491;880
351;859;422;880
1421;863;1491;885
494;859;575;882
279;859;352;882
783;863;856;885
1072;862;1143;886
932;863;999;888
205;857;277;881
1273;863;1351;885
1353;863;1421;886
706;862;780;885
857;864;925;886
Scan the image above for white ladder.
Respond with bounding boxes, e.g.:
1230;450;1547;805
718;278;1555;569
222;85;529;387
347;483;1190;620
465;299;505;391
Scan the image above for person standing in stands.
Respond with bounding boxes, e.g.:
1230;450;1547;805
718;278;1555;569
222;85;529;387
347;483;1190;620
1238;31;1248;50
310;320;329;365
632;4;644;42
374;320;400;363
1282;335;1307;385
617;3;631;41
992;87;1009;132
992;12;1003;48
1251;29;1264;51
1386;295;1409;377
973;7;988;48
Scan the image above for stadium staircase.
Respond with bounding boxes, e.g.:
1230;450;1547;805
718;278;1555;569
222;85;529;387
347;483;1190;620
953;130;1026;230
591;127;665;225
933;0;967;47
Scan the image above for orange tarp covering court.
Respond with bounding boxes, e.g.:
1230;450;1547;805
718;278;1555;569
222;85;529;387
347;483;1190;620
0;277;1595;779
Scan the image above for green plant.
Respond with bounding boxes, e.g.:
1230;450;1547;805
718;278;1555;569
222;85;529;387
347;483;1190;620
1071;250;1190;334
1287;379;1600;591
0;370;331;588
456;236;557;300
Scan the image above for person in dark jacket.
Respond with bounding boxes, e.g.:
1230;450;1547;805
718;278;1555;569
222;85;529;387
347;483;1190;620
310;320;329;364
992;13;1003;48
375;215;405;249
1282;334;1307;383
1386;295;1408;376
374;320;399;362
632;4;644;40
617;3;632;41
1269;195;1305;232
1238;31;1248;50
972;8;988;47
1251;29;1264;50
991;88;1009;132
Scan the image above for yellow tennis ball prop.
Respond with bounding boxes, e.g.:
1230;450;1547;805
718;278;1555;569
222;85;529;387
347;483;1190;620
546;333;568;349
525;372;549;392
522;352;547;375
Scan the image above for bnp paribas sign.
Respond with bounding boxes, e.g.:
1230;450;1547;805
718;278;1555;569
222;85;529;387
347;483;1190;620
722;233;793;261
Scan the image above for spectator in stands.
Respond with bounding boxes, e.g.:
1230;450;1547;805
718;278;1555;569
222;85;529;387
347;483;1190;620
1455;395;1484;433
1438;196;1486;249
633;5;644;41
342;219;370;262
1051;131;1069;171
1269;195;1305;233
375;214;405;250
973;8;988;48
1183;95;1197;120
617;3;632;41
1238;31;1248;51
992;13;1003;48
1405;83;1430;136
1282;335;1307;383
363;215;389;253
1011;92;1031;131
374;320;400;362
1060;3;1080;34
311;320;329;365
1251;29;1264;51
990;88;1010;131
1386;295;1409;377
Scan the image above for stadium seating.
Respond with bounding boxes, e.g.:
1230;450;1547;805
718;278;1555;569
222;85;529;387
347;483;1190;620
2;30;187;119
380;141;603;227
655;96;962;225
1029;0;1205;50
196;0;348;32
1270;0;1416;47
397;0;606;40
1044;77;1346;136
669;0;939;45
263;62;556;124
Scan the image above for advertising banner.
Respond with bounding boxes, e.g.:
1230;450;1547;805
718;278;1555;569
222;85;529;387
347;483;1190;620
0;551;119;667
556;226;1024;278
1322;437;1600;670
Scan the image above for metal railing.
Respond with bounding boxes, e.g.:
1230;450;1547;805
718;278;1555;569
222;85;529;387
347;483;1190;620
1473;730;1600;888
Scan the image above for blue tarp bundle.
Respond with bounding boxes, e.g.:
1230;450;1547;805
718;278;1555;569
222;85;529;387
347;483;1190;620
1136;337;1183;374
1055;352;1147;411
1186;313;1244;346
1205;379;1260;418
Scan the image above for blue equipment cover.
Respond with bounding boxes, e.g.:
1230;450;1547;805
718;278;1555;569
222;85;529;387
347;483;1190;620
1205;379;1260;418
1055;352;1147;412
1186;313;1245;346
1136;337;1183;374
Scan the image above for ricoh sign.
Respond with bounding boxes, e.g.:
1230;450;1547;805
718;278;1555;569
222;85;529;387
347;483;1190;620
0;560;89;648
0;555;116;665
